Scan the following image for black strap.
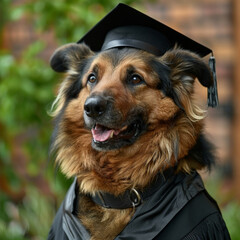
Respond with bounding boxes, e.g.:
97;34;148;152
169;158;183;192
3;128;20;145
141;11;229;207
102;39;164;56
90;168;175;209
154;190;221;240
90;188;142;209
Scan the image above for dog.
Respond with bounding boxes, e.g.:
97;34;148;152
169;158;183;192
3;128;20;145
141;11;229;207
47;42;230;240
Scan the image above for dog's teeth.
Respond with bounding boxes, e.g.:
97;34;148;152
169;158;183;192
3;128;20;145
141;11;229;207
110;131;114;138
120;125;128;131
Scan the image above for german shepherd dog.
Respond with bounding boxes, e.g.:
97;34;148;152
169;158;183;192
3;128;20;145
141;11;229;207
48;43;230;240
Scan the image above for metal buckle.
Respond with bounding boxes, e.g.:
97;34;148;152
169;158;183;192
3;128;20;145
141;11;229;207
130;188;142;207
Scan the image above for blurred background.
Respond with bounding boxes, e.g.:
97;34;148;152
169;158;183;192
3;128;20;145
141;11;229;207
0;0;239;239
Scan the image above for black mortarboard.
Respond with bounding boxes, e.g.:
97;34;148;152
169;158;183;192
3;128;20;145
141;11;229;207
78;3;218;107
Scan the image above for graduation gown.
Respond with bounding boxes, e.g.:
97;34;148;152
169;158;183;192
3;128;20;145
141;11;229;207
47;171;231;240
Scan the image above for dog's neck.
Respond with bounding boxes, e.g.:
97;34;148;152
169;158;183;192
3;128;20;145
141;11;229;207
78;168;175;209
64;119;203;196
75;142;175;195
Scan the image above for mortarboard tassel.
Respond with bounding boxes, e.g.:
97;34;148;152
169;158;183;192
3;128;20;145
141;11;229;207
208;54;219;108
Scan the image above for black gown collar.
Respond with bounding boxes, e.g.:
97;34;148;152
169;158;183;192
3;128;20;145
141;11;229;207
61;170;205;240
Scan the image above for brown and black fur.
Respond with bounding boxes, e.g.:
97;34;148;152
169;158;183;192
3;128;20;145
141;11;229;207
50;43;214;240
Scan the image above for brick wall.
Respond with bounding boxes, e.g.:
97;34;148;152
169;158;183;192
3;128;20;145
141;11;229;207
145;0;234;175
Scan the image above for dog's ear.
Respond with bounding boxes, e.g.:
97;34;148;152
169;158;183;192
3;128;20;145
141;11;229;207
50;43;94;72
162;49;213;112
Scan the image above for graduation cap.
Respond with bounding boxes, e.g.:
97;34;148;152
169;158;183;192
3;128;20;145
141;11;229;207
78;3;218;107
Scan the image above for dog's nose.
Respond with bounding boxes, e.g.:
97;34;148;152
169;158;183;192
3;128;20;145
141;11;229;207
84;96;107;118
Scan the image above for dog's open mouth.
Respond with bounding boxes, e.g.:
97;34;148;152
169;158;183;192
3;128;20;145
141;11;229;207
92;124;128;142
91;120;145;150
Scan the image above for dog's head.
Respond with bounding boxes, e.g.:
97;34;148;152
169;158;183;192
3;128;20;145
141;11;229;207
50;43;214;194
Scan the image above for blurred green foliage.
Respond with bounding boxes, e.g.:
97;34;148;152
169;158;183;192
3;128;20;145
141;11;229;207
205;175;240;240
0;0;239;239
222;202;240;240
0;0;143;239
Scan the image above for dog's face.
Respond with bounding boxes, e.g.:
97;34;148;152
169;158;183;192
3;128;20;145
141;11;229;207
50;43;212;193
82;49;151;151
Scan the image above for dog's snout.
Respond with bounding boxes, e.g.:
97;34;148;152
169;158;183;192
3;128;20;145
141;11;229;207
84;96;107;118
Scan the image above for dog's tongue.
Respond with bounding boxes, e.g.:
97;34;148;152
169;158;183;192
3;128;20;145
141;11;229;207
91;124;120;142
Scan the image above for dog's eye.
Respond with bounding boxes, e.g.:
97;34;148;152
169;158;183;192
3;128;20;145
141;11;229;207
129;74;144;85
87;74;97;84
